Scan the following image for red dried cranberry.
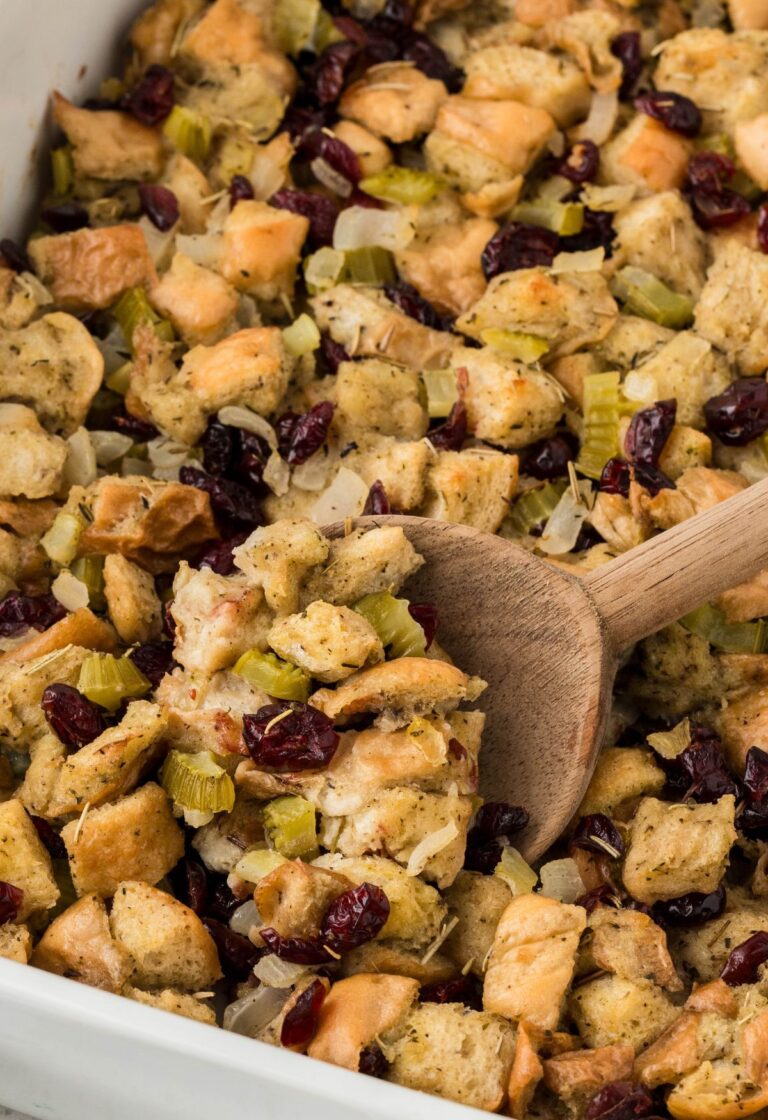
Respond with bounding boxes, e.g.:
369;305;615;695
560;208;616;256
721;931;768;986
202;917;262;979
651;886;726;929
41;201;89;233
758;204;768;254
474;802;530;839
201;419;236;477
585;1082;657;1120
448;737;466;761
41;684;106;748
611;32;643;100
635;90;701;137
463;838;503;874
272;188;339;249
31;816;67;859
671;724;739;803
321;882;390;951
598;458;674;498
208;879;242;923
384;281;453;331
557;140;599;183
572;814;625;858
408;602;438;650
301;129;361;186
421;974;483;1010
162;601;176;641
276;401;335;465
281;979;327;1048
121;64;174;125
179;466;262;528
481;222;559;280
685;151;751;230
243;702;339;771
576;885;622;914
520;435;575;481
0;238;32;274
704;378;768;446
363;480;390;515
401;32;463;91
260;927;332;964
0;882;23;926
112;409;159;441
625;399;676;466
738;746;768;836
237;431;269;490
429;400;467;451
128;641;175;688
194;532;248;576
359;1044;389;1078
0;591;66;638
307;40;359;104
138;184;179;232
179;858;209;916
319;334;350;374
281;102;335;143
229;175;255;208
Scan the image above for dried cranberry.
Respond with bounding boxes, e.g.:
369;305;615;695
306;41;359;104
481;222;559;280
112;409;159;441
685;151;751;230
651;886;726;929
271;188;339;250
520;435;575;481
635;90;701;137
260;927;332;964
201;420;236;478
321;882;390;951
0;591;66;638
473;802;530;839
672;725;739;803
576;885;622;914
179;858;209;916
560;208;616;257
758;204;768;254
281;979;327;1048
31;816;67;859
202;917;262;979
179;466;262;528
722;931;768;986
237;431;269;491
281;102;335;144
363;480;390;515
625;399;676;466
162;601;177;641
129;641;175;688
704;378;768;446
408;602;438;650
229;175;255;208
463;839;503;874
421;975;483;1010
319;334;350;374
40;201;89;233
383;281;452;331
738;746;768;836
359;1044;389;1078
301;129;361;186
41;684;105;748
0;882;23;926
208;879;242;923
194;532;248;576
557;140;599;184
402;32;463;91
121;64;174;125
0;238;32;274
138;184;179;232
585;1081;657;1120
429;400;467;451
243;702;339;772
598;458;675;498
611;32;643;100
276;401;335;465
572;814;625;859
448;738;466;760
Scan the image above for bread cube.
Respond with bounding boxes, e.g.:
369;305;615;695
150;253;238;345
182;325;290;417
309;973;419;1069
716;569;768;624
331;121;391;176
728;0;768;28
104;554;162;645
671;897;768;983
0;634;87;745
600;115;692;194
130;0;205;71
648;468;747;531
422;448;518;534
576;746;666;819
464;44;590;126
339;941;454;985
334;358;427;441
578;907;682;990
342;438;429;512
395;217;496;317
29;226;156;312
624;332;730;428
171;563;270;674
254;860;352;940
0;799;59;919
300;526;423;607
542;1044;635;1108
459;345;563;449
220;200;308;301
340;62;447;143
614;191;707;300
543;10;623;93
191;792;265;872
442;870;512;976
124;984;216;1024
33;894;133;991
569;974;679;1052
161;153;211;235
233;519;329;615
267;600;383;683
695;242;768;374
0;923;32;964
658;425;713;480
716;685;768;772
53;92;164;181
0;405;67;500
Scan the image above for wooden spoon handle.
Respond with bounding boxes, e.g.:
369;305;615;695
583;476;768;651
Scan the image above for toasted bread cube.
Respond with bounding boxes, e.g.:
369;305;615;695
0;923;32;963
191;791;265;871
735;113;768;189
576;747;666;819
150;253;238;345
309;973;419;1069
62;783;184;897
648;468;748;531
459;346;563;450
130;0;204;68
695;242;768;374
33;894;133;991
123;984;217;1024
161;153;211;235
672;898;768;984
300;526;423;607
422;449;518;534
569;974;679;1052
614;191;707;300
600;115;692;194
339;941;455;984
179;61;291;141
310;658;482;725
177;0;291;79
29;226;156;313
0;405;67;500
181;326;290;417
587;493;647;555
0;610;116;670
268;600;383;683
443;870;512;977
171;563;270;675
332;121;391;176
53;92;164;181
395;217;496;317
0;799;59;919
109;880;221;990
716;685;768;773
254;860;352;940
626;334;729;430
233;519;329;615
658;425;713;480
220;200;308;301
17;735;66;818
728;0;768;28
622;796;736;904
103;554;162;645
342;438;430;512
387;1003;515;1112
463;44;590;126
126;327;207;445
340;62;447;143
579;907;682;990
335;358;428;440
542;1044;634;1107
716;569;768;624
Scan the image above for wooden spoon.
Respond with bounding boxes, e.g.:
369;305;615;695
333;479;768;861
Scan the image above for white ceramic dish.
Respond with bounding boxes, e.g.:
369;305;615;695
0;3;483;1116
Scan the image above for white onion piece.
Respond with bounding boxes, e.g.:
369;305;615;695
217;407;277;450
94;326;130;375
138;215;176;267
89;430;134;465
310;157;353;198
622;369;658;404
17;271;53;307
147;436;195;469
229;899;262;937
333;206;414;252
250;151;288;202
310;467;369;523
581;183;636;213
539;483;592;556
64;427;98;487
406;821;459;877
550;248;605;274
254;954;312;988
573;90;619;146
263;451;291;496
51;570;89;612
292;451;332;492
175;232;222;269
539;858;584;903
223;985;291;1037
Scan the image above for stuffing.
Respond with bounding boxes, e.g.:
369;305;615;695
459;346;563;449
123;985;216;1025
180;62;290;140
0;312;104;434
181;326;292;416
331;120;391;176
339;62;447;143
716;685;768;772
310;284;454;370
394;216;496;317
0;265;51;331
648;468;748;531
177;0;294;91
575;746;666;819
542;1044;635;1108
334;359;427;441
33;894;133;992
735;113;768;189
52;92;164;181
341;438;430;512
28;225;157;312
219;200;308;301
456;268;618;358
158;667;268;758
267;600;383;683
442;870;512;977
149;253;238;345
613;191;708;300
259;976;331;1051
233;519;329;614
622;795;737;904
694;242;768;374
254;860;353;940
578;907;682;990
716;568;768;623
569;974;679;1052
103;554;163;645
508;1021;544;1119
161;153;212;234
0;609;116;668
421;448;519;534
338;941;455;984
308;973;419;1070
483;894;587;1031
300;526;423;607
600;115;693;194
598;315;674;371
627;623;730;719
191;793;264;872
659;425;713;480
622;332;731;429
728;0;768;27
588;493;649;555
170;563;271;674
0;923;32;964
671;894;768;983
386;1003;515;1112
0;798;59;919
109;880;221;990
0;404;67;500
61;783;184;897
129;0;205;69
462;43;590;126
125;327;207;445
542;10;623;92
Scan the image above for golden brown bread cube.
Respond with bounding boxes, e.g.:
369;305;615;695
29;226;157;313
0;798;59;920
308;974;419;1070
459;345;563;450
103;554;163;645
576;747;666;820
170;563;271;675
463;43;590;126
716;685;768;772
442;870;512;976
578;907;682;990
600;115;692;194
338;942;455;984
233;519;329;615
149;253;238;346
422;449;519;536
123;984;217;1024
62;783;184;898
52;92;164;181
300;526;423;608
334;358;428;441
33;894;133;992
267;601;383;684
339;62;447;143
670;896;768;983
695;242;768;376
0;610;117;669
220;200;308;301
542;1044;635;1107
0;644;90;745
394;217;496;317
130;0;205;69
0;923;32;964
181;326;291;418
569;974;679;1052
0;405;67;501
254;860;352;941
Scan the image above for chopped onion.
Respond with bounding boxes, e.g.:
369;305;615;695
217;407;278;450
304;247;346;293
16;271;53;308
89;430;134;466
64;427;98;487
175;232;222;269
146;436;197;477
310;157;353;198
550;248;605;274
495;846;537;896
51;570;89;613
309;467;369;523
263;451;291;496
223;985;290;1036
580;183;636;213
254;954;312;988
539;858;584;903
406;820;459;876
138;215;176;267
622;369;658;405
647;718;692;759
229;899;262;936
539;482;593;556
94;324;131;375
573;90;619;146
283;313;321;357
292;451;332;491
333;206;414;252
250;149;288;201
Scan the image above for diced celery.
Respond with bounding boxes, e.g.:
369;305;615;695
77;653;151;711
263;795;318;859
163;105;212;164
233;649;310;701
508;481;568;535
359;166;446;205
732;170;762;203
161;750;236;814
495;846;538;896
304;246;346;294
283;313;321;357
234;847;288;883
479;329;550;363
681;603;768;654
69;556;106;611
105;360;133;395
512;200;584;236
40;511;84;567
274;0;321;55
694;133;734;157
215;134;256;181
354;591;427;658
314;8;344;50
344;246;396;285
51;147;74;197
111;287;174;351
611;267;694;330
576;371;621;481
422;369;459;419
